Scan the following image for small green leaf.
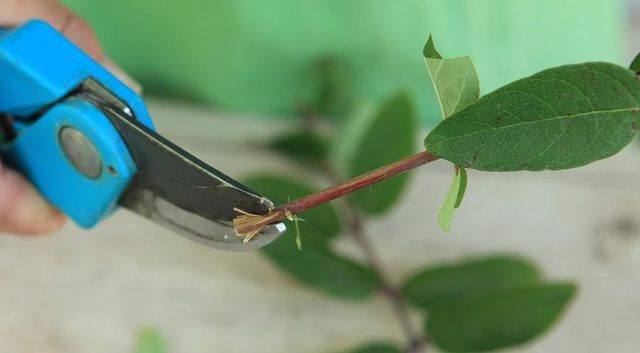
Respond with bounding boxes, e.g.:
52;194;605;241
437;167;465;234
423;35;443;59
134;328;167;353
269;131;329;163
424;35;480;118
424;36;476;232
245;175;379;299
295;231;302;250
336;342;403;353
426;283;576;352
292;215;304;250
402;255;539;310
630;52;640;74
332;92;417;215
425;62;640;171
454;167;467;208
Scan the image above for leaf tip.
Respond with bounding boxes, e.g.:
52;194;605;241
436;202;453;235
630;52;640;74
388;89;414;111
438;222;452;235
423;34;442;59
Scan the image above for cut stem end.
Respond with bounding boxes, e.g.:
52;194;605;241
233;207;285;242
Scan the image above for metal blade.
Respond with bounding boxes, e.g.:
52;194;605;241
79;84;285;251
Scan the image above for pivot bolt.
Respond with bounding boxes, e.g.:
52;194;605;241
59;126;102;179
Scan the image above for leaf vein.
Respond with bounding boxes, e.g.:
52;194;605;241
432;107;638;146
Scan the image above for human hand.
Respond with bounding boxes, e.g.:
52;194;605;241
0;0;135;235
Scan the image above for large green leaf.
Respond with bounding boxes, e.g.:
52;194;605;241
245;175;379;300
402;256;539;310
425;62;640;171
332;93;417;215
134;328;167;353
335;342;403;353
426;283;576;353
424;35;480;118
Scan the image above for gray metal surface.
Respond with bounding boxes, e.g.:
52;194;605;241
59;126;103;179
105;105;285;251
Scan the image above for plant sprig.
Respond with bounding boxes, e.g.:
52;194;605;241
235;37;640;239
229;35;639;352
234;151;437;237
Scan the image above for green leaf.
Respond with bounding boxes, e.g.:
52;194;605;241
424;36;476;232
425;62;640;171
424;35;480;118
301;56;353;117
630;52;640;74
426;283;576;352
423;35;443;59
336;342;403;353
332;92;417;215
402;255;539;310
269;131;329;163
245;175;379;300
262;232;380;299
134;328;167;353
437;167;466;234
454;167;467;208
291;214;304;250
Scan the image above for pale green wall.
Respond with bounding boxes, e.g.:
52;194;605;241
64;0;625;123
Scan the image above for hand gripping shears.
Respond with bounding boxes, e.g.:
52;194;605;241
0;20;285;250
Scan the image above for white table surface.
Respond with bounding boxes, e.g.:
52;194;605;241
1;99;639;353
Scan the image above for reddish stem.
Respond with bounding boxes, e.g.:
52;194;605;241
234;151;439;236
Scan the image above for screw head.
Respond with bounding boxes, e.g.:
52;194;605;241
59;126;103;179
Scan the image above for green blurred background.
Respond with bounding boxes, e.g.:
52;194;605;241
63;0;625;124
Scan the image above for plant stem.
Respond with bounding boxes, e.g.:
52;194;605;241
323;164;426;353
349;218;426;353
248;108;432;350
234;151;438;236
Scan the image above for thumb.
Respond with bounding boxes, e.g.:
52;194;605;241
0;164;66;235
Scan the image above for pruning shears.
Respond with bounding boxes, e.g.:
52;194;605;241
0;20;285;250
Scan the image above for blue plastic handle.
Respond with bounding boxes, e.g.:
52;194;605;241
0;20;155;227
